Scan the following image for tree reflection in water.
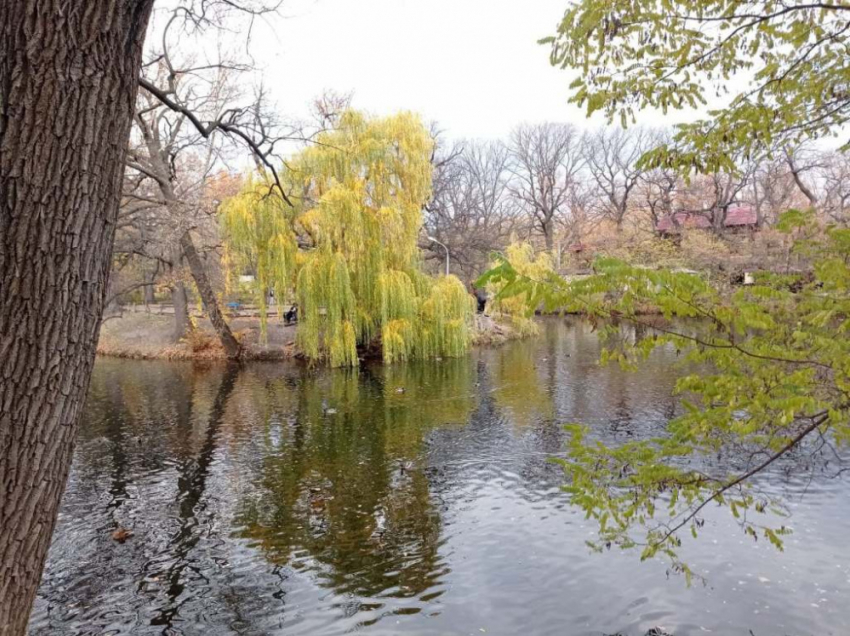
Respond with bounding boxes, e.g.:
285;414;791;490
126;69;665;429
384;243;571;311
234;358;478;608
32;319;850;636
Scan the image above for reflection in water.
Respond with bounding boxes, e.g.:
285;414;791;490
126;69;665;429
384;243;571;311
31;319;850;636
236;361;477;614
489;338;553;428
149;364;240;628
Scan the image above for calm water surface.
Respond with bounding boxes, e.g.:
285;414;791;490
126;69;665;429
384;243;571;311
30;319;850;635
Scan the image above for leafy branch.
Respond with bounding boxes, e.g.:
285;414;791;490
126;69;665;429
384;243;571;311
481;211;850;579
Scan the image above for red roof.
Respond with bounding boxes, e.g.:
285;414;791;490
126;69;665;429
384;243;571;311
656;204;757;233
725;204;758;226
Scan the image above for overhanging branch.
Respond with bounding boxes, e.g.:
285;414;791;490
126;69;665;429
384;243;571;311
138;77;293;207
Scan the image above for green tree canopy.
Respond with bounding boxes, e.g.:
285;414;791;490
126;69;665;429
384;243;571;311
222;110;474;366
547;2;850;172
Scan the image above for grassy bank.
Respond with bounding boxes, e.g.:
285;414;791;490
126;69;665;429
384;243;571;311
97;312;297;361
97;310;522;361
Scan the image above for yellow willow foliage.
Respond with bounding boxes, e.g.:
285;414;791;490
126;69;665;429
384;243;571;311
416;276;474;360
379;275;474;364
223;110;473;366
220;175;297;340
297;248;359;367
488;242;554;337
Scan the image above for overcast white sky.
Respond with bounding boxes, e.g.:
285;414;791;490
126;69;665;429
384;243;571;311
253;0;599;140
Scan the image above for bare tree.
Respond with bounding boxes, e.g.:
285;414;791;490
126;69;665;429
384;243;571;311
673;152;756;233
128;64;242;355
819;151;850;225
507;123;585;256
111;165;185;322
128;10;301;358
639;166;680;229
114;168;197;340
750;147;813;226
558;178;597;245
783;145;820;207
632;130;679;229
584;127;653;231
711;163;758;232
424;139;520;281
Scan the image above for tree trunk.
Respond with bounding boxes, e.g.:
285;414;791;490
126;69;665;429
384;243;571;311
714;206;729;235
785;151;818;207
172;280;191;342
144;272;156;308
616;205;627;232
542;219;554;255
179;231;242;359
0;1;155;633
753;180;765;228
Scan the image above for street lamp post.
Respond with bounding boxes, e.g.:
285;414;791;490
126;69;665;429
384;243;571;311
427;236;450;277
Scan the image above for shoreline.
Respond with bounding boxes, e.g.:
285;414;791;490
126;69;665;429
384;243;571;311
96;310;524;362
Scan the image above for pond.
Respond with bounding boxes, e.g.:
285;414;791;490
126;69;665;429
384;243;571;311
30;319;850;636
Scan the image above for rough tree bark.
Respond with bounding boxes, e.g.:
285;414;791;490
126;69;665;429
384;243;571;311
0;1;155;632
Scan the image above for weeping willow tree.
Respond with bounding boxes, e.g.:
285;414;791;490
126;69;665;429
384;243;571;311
221;175;298;339
485;241;555;337
222;110;474;366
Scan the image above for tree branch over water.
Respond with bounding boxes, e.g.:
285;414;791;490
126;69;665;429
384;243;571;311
480;209;850;579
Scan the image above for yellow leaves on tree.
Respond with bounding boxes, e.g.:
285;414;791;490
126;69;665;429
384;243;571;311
220;175;298;339
487;242;555;337
222;110;474;366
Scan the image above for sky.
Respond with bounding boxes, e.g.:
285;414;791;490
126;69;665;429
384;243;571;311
175;0;842;152
253;0;597;140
